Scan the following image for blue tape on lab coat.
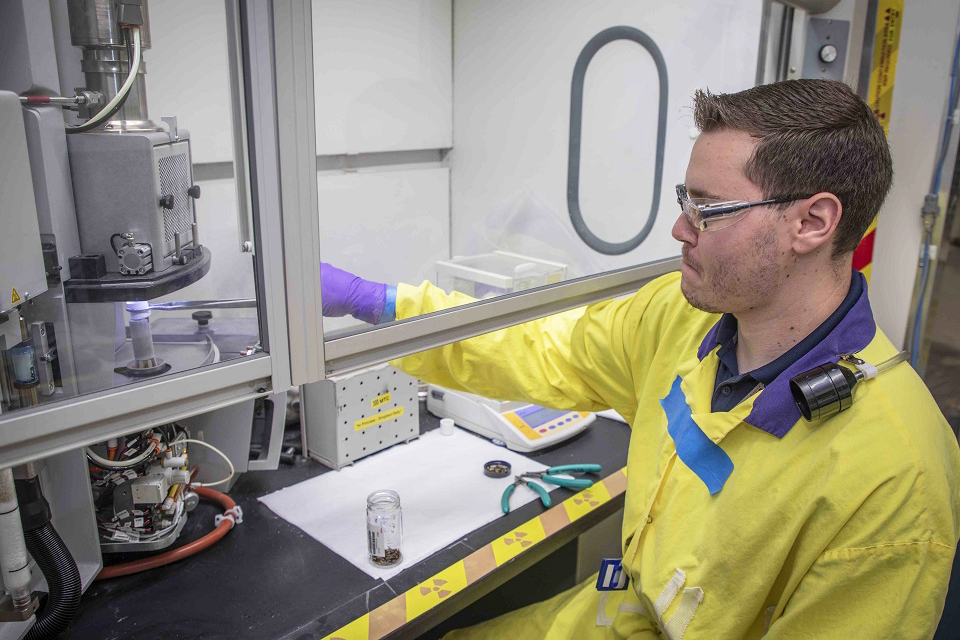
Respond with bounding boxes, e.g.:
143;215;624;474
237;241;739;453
661;375;734;495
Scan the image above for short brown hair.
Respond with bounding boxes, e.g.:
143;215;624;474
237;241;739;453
693;79;892;257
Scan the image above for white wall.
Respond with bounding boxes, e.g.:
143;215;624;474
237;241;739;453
449;0;763;276
149;0;454;163
312;0;452;155
147;0;234;164
870;0;960;347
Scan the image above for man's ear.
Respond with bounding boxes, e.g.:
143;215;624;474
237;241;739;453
792;193;842;255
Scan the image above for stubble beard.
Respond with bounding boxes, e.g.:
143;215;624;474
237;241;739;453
680;277;725;314
680;226;781;315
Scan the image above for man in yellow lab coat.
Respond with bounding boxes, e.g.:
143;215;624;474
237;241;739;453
322;79;960;638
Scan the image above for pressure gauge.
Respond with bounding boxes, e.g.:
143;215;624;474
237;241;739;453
819;44;839;64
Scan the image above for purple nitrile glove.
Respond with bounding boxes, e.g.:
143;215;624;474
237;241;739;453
320;263;391;324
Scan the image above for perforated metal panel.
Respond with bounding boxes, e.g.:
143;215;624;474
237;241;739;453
302;365;420;469
69;130;194;273
157;151;193;246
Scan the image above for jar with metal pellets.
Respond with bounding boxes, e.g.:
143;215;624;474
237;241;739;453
367;490;402;567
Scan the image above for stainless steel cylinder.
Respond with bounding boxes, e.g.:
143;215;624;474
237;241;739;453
66;0;157;130
67;0;152;48
79;49;151;128
129;317;157;367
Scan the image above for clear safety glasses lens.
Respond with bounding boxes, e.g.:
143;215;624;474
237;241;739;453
683;199;753;232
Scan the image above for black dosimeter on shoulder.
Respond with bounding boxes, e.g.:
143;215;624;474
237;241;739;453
789;351;909;421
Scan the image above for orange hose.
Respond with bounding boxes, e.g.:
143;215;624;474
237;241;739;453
96;486;237;580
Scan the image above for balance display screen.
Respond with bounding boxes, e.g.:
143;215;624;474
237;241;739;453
516;406;567;427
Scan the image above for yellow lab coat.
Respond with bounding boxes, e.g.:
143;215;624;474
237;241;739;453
392;272;960;639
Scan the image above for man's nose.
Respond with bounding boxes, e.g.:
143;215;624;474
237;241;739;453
671;211;698;245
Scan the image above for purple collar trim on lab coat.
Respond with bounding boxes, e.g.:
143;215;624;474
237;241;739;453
697;320;725;361
695;271;877;437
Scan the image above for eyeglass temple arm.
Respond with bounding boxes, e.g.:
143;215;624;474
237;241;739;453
701;195;814;218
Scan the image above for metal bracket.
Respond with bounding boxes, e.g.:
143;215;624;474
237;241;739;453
161;116;180;142
29;321;55;396
838;353;866;366
0;592;40;622
802;18;849;81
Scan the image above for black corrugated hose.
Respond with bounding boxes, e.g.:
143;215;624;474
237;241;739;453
23;523;81;640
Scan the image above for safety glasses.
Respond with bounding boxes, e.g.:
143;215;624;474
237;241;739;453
676;183;813;232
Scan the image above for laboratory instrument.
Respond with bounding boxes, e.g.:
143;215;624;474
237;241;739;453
302;365;420;469
96;485;242;581
426;387;595;453
435;251;566;299
428;252;594;452
0;0;288;633
87;425;213;553
0;0;262;419
790;350;910;421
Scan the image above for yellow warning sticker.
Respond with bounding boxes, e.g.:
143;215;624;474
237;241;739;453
868;0;903;135
562;482;613;523
404;562;468;621
491;518;546;566
354;406;404;431
321;614;368;640
371;392;392;410
10;288;20;305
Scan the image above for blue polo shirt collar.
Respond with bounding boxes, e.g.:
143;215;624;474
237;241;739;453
695;271;876;437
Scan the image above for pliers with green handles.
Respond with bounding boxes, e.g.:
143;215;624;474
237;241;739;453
500;464;603;514
520;463;602;489
501;476;551;514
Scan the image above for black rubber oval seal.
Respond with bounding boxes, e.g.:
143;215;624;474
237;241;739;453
567;26;668;255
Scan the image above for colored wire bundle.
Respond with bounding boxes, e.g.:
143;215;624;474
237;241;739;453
96;486;239;580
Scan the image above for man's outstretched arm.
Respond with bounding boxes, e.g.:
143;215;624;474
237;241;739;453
319;263;678;417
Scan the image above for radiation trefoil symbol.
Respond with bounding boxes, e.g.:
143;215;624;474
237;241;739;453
503;531;533;548
420;578;452;599
573;491;600;507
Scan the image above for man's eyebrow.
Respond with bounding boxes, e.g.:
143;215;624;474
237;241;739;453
685;186;726;200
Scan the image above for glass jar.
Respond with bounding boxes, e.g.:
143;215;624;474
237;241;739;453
367;490;402;567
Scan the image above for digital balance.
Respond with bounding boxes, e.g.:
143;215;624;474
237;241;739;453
426;386;595;452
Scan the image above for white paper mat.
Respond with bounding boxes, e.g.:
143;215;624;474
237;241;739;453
259;428;547;580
